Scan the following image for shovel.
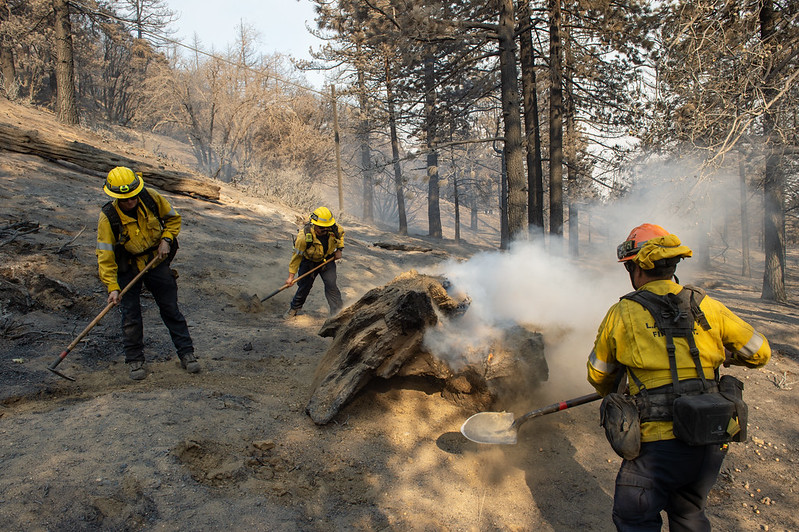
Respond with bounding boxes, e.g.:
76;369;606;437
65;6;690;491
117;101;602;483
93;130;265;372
259;256;336;302
47;255;160;381
460;392;602;444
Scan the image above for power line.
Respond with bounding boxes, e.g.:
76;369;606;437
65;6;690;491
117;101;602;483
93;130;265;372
68;0;506;153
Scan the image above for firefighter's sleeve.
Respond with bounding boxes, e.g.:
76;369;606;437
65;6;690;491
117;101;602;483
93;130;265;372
587;306;623;396
96;213;120;293
151;190;181;240
288;232;305;274
714;301;771;368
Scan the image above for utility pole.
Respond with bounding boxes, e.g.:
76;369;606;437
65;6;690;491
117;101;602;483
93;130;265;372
331;86;344;215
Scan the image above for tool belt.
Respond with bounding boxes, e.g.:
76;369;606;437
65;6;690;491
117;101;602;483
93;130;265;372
635;378;716;422
116;239;178;274
631;373;746;446
603;373;747;457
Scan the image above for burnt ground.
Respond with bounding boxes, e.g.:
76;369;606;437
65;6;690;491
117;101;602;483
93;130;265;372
1;101;798;531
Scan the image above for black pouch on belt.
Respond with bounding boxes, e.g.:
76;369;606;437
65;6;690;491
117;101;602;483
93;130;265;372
600;393;641;460
718;374;747;441
114;245;132;274
672;391;736;446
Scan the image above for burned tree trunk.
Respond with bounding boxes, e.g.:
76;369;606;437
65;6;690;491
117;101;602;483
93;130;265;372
305;271;548;425
53;0;78;125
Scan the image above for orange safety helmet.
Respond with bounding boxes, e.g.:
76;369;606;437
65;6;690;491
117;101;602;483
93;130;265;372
616;223;670;262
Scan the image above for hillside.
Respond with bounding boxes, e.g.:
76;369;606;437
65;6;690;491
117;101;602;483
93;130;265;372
1;101;798;531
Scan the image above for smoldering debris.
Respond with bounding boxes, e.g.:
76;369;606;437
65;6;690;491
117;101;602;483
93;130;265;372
305;270;548;425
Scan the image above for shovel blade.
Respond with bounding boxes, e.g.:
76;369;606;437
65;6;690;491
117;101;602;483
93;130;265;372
460;411;517;445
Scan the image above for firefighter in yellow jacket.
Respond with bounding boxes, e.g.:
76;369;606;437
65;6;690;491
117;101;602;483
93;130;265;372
587;223;770;531
97;167;198;380
284;206;344;317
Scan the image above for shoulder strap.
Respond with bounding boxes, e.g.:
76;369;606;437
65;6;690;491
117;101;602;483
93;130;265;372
622;288;710;395
137;188;160;220
102;201;123;242
101;188;164;243
684;284;710;330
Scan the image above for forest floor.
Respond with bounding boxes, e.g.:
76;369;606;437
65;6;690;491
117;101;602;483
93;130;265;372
1;100;798;531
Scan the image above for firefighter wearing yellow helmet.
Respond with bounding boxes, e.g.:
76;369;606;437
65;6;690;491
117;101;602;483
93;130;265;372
97;167;199;380
284;207;344;317
587;223;770;530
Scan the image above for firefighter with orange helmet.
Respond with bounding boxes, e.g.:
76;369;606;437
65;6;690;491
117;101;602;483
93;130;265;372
284;206;344;317
588;223;770;531
97;167;199;380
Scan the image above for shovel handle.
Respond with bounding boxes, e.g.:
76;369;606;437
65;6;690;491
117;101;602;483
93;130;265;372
260;257;336;302
512;392;602;429
48;255;160;371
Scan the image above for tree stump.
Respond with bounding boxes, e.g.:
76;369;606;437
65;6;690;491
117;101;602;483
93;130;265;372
305;270;548;425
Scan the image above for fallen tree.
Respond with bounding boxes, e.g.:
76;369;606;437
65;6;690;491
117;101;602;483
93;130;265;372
305;270;548;425
0;120;220;201
372;242;433;252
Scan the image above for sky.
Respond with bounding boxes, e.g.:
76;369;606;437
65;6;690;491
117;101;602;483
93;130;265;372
165;0;326;86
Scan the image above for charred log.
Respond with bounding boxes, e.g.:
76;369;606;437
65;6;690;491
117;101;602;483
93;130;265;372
372;242;434;252
0;121;220;201
305;271;548;425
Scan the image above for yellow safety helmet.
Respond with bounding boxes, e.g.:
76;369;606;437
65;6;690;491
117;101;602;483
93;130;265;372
104;166;144;199
310;206;336;227
617;223;692;269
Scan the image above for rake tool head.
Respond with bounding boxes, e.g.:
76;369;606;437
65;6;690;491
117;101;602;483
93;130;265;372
48;366;76;381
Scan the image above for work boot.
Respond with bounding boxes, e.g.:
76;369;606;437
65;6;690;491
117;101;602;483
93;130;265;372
180;353;200;374
128;361;146;381
283;308;299;319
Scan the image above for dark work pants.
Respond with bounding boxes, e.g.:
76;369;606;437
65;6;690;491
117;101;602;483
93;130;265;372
118;260;193;363
613;438;728;532
289;258;342;314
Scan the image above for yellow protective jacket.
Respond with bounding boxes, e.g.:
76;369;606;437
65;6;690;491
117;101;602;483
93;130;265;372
587;279;771;442
288;224;345;274
96;188;181;292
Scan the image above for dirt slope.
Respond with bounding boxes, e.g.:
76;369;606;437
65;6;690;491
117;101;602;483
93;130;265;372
1;102;798;531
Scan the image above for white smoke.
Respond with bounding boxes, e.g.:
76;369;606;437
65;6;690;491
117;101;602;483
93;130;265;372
423;237;629;389
423;155;759;393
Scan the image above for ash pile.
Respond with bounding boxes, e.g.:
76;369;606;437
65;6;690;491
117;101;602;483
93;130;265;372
306;270;549;425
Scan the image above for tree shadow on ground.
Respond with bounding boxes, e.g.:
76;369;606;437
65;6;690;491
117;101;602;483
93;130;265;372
512;413;616;531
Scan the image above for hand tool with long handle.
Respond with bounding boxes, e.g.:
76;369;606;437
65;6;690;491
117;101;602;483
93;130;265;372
460;392;602;444
47;255;160;381
260;257;336;302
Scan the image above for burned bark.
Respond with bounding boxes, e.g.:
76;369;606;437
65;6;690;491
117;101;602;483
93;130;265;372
372;242;433;252
305;271;548;425
0;120;220;200
53;0;78;125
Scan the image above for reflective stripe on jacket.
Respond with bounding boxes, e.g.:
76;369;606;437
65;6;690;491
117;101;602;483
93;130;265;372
288;226;345;274
587;279;771;442
96;189;181;292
